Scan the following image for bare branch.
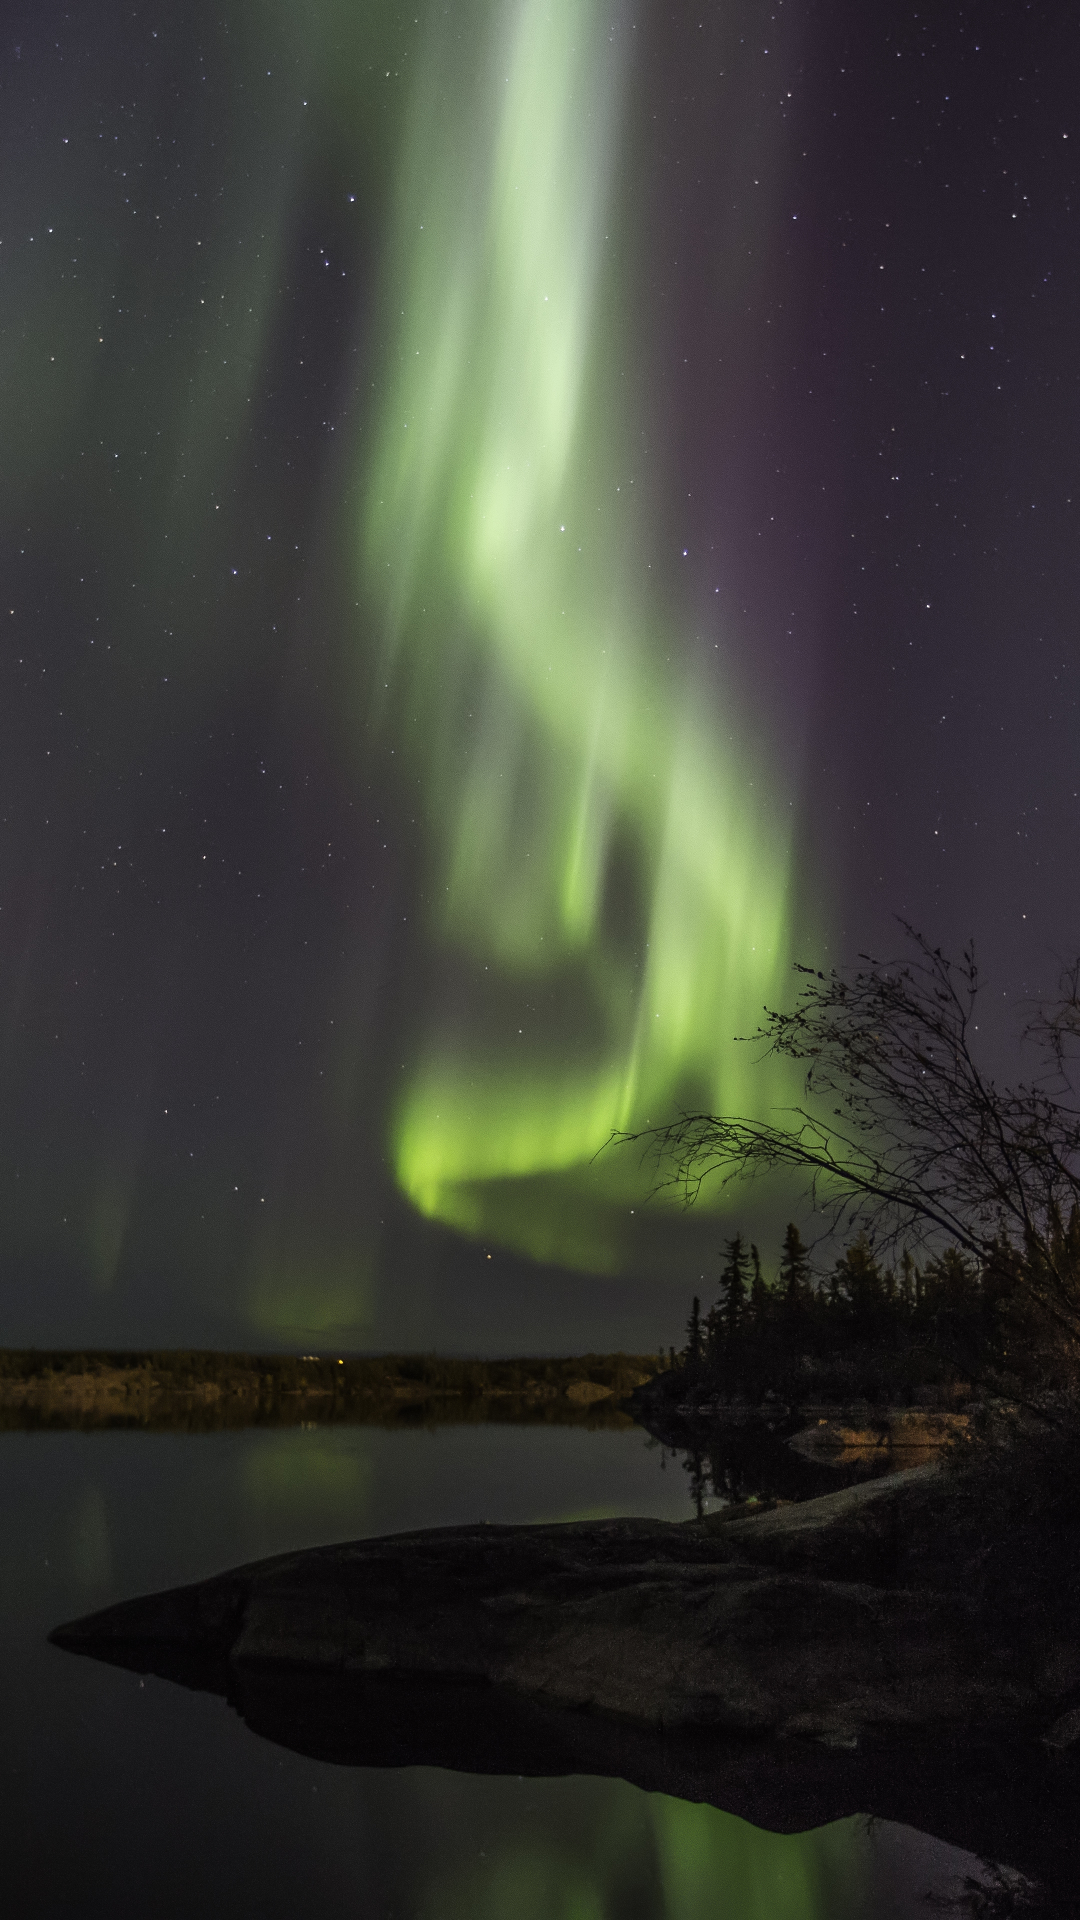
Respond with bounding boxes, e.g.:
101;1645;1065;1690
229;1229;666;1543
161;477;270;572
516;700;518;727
613;927;1080;1341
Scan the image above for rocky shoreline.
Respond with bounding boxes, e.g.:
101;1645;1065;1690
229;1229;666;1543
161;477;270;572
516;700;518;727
0;1346;979;1473
0;1349;659;1431
51;1463;1080;1908
786;1406;971;1460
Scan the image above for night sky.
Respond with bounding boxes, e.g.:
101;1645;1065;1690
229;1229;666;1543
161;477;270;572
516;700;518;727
2;0;1077;1354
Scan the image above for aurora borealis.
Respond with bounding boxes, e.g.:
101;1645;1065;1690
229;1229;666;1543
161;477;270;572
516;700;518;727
364;0;802;1271
2;0;1079;1349
5;8;1080;1908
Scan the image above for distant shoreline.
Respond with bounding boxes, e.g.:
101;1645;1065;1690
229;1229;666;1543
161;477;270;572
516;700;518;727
0;1348;663;1433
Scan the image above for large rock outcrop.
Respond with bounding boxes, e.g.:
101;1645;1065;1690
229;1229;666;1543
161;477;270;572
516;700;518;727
51;1467;1080;1908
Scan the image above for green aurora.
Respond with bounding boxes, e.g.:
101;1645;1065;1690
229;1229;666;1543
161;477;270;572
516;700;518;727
362;0;807;1274
0;0;818;1337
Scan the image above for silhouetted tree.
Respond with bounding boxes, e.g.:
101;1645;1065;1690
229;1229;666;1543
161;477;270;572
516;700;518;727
749;1243;770;1330
718;1235;750;1348
666;1219;1017;1409
618;928;1080;1362
778;1223;812;1334
703;1295;723;1368
684;1295;704;1369
833;1234;890;1343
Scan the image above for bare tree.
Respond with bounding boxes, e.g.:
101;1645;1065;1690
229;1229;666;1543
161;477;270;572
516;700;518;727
617;928;1080;1349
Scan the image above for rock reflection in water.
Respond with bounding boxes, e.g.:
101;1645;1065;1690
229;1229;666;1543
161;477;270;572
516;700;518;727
6;1425;1066;1916
652;1413;955;1519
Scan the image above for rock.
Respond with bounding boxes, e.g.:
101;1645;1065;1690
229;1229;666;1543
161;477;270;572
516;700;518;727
49;1469;1040;1743
714;1463;941;1584
787;1409;970;1460
50;1470;1080;1910
563;1380;613;1406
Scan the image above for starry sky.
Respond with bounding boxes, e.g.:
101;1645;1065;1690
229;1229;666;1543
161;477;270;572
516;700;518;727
1;0;1078;1353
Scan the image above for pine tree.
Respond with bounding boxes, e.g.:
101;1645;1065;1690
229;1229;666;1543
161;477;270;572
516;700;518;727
749;1242;770;1329
833;1234;887;1339
685;1295;703;1367
704;1297;723;1367
920;1247;979;1318
778;1223;811;1328
718;1235;750;1347
625;928;1080;1359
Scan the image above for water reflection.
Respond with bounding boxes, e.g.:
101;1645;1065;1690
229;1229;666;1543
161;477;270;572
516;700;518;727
401;1777;870;1920
240;1427;372;1535
70;1480;114;1593
1;1424;1041;1917
644;1415;932;1518
652;1797;868;1920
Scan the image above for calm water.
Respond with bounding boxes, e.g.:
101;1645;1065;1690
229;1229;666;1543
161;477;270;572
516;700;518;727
2;1423;1004;1918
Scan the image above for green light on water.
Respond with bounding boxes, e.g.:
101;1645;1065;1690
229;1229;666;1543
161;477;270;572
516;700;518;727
362;0;808;1272
411;1776;870;1920
241;1430;371;1535
651;1797;870;1920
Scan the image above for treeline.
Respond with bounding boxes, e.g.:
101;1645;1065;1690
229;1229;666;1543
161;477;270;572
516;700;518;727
665;1221;1077;1407
0;1348;659;1395
0;1348;661;1433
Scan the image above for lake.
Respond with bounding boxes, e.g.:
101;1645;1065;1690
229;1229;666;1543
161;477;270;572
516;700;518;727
2;1418;1016;1917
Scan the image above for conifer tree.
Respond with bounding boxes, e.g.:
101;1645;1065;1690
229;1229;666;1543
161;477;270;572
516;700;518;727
833;1234;887;1339
749;1242;770;1328
778;1223;811;1328
779;1222;810;1299
685;1295;703;1366
621;930;1080;1353
704;1296;723;1367
718;1235;750;1347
